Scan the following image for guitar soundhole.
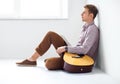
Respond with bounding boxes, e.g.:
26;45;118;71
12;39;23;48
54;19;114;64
79;54;84;56
72;54;84;58
72;55;81;58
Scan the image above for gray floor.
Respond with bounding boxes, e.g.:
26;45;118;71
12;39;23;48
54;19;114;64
0;59;119;84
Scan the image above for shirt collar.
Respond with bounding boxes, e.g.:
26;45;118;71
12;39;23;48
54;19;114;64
83;21;94;31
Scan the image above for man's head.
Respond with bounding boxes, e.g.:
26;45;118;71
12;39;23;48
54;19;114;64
81;4;98;23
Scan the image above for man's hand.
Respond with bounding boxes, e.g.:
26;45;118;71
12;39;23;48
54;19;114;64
56;46;66;54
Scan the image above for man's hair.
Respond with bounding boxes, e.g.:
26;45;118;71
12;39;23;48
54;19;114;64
84;4;98;19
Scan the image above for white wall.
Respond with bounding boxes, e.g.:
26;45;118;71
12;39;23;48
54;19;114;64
0;0;86;59
87;0;120;83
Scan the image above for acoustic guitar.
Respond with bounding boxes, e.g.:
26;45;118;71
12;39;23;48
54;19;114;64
63;52;94;73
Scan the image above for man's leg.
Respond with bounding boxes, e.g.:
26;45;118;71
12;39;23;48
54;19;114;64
16;31;67;68
35;31;67;56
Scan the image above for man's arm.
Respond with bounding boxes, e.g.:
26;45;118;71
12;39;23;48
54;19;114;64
67;27;98;54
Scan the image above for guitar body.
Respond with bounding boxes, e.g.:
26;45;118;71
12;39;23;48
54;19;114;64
63;52;94;73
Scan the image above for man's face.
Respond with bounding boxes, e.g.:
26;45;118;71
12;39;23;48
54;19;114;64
81;8;91;22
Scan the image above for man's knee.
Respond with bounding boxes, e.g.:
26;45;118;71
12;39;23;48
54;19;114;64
47;31;56;36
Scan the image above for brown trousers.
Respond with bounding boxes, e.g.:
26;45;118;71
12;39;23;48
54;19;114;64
35;31;67;70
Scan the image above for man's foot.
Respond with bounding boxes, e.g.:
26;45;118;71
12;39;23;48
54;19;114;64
16;59;37;66
44;59;48;63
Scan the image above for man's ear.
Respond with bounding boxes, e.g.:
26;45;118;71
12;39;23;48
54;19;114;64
90;13;94;19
